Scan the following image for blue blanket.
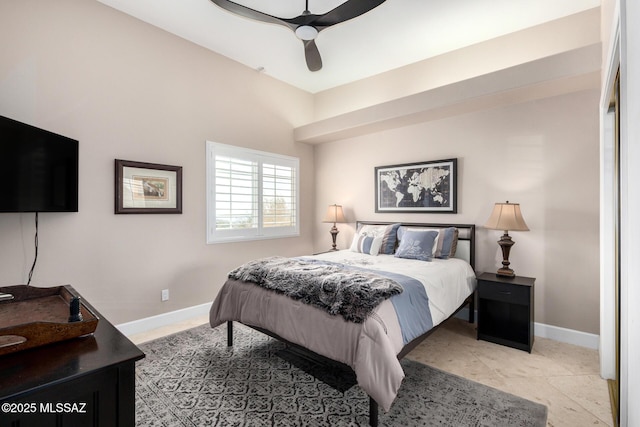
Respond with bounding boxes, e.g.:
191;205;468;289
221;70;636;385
375;269;433;345
300;258;433;345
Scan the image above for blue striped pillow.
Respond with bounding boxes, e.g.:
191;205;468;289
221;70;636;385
434;227;459;259
354;223;401;255
350;234;383;255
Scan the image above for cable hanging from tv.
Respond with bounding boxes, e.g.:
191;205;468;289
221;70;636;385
27;212;39;285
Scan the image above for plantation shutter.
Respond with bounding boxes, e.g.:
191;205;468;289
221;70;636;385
207;142;299;243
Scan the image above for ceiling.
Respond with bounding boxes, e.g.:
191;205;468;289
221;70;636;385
96;0;599;93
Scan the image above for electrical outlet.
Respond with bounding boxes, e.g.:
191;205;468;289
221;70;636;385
161;289;169;302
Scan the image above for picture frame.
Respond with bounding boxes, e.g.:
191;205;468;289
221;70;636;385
115;159;182;214
375;158;457;213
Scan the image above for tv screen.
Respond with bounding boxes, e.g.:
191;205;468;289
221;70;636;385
0;115;78;212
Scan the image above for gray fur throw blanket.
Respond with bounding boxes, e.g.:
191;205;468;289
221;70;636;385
228;256;403;323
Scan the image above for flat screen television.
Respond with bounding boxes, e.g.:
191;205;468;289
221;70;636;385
0;115;78;212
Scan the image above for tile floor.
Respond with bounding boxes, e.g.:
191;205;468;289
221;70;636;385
408;318;612;427
129;315;612;427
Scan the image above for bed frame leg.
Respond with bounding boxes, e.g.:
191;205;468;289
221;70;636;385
468;293;475;324
369;397;378;427
227;321;233;346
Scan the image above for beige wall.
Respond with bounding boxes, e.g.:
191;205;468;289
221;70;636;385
309;8;601;334
313;88;601;334
0;0;602;335
0;0;315;324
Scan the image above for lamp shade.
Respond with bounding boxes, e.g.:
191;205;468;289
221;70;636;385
322;204;346;224
484;202;529;232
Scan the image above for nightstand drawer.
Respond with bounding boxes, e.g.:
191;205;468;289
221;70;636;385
478;281;530;305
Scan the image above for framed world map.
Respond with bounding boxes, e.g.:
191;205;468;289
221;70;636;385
375;158;457;213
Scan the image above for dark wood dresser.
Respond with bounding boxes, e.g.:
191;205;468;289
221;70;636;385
0;301;144;426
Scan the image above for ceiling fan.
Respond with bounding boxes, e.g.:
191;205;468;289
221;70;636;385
209;0;387;71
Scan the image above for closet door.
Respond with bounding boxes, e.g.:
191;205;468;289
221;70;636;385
607;70;621;427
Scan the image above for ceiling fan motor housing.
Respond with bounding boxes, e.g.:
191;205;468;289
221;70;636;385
295;25;318;40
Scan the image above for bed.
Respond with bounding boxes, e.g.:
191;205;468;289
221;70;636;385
209;221;476;426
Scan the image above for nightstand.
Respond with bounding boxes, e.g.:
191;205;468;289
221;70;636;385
476;272;535;352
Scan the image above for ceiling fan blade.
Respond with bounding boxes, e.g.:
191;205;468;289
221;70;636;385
209;0;295;30
312;0;387;27
303;39;322;72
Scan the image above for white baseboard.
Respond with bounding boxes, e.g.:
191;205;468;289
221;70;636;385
116;302;212;337
118;303;599;350
454;308;599;350
533;321;599;350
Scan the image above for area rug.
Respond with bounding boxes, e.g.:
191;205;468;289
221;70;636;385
135;323;547;426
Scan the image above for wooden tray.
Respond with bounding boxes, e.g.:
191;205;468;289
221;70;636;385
0;285;99;356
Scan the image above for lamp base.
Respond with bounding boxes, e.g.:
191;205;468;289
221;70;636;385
496;267;515;277
329;226;339;251
496;232;516;278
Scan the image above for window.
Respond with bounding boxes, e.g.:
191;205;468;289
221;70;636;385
206;141;299;243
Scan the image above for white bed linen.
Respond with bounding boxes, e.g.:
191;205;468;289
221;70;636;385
209;250;476;412
312;251;476;327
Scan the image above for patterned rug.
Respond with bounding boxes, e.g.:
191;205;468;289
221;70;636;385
135;323;548;426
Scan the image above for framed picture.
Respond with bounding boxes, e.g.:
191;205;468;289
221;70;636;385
375;158;457;213
115;159;182;214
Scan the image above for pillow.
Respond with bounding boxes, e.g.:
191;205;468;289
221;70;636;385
397;226;459;259
352;223;401;254
394;230;439;261
433;227;459;259
350;234;383;256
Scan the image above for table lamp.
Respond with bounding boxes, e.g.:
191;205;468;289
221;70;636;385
484;201;529;277
322;204;346;251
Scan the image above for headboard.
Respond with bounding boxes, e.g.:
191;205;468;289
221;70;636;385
355;221;476;271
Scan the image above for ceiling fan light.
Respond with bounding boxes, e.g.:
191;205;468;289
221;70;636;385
295;25;318;40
